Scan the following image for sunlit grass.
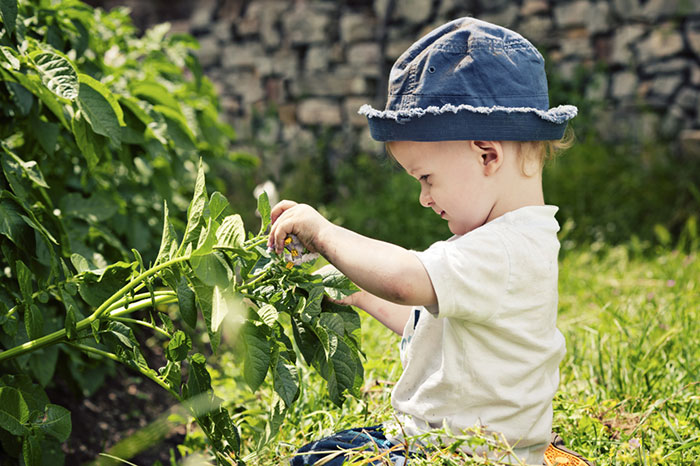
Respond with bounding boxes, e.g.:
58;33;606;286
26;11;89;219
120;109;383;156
554;244;699;465
196;243;699;465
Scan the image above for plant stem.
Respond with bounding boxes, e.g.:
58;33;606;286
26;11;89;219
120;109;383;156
244;236;268;251
110;316;173;339
240;269;270;290
6;280;78;318
66;342;182;401
92;256;190;320
106;291;177;316
0;256;189;363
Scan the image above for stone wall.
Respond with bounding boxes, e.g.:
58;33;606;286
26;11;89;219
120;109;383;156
187;0;700;160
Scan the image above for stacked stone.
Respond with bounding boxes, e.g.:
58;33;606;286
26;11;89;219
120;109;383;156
189;0;700;155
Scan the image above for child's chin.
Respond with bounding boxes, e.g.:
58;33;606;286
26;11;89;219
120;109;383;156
448;223;469;236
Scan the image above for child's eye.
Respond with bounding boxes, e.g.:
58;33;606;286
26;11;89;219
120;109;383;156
419;175;431;184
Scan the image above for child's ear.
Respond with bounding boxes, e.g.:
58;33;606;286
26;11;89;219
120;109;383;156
471;141;503;175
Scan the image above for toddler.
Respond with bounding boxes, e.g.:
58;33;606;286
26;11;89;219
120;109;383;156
269;18;588;466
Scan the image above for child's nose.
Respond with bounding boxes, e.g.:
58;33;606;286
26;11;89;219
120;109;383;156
419;187;432;207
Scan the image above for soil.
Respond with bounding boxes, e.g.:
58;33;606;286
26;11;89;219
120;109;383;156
45;330;190;466
47;368;186;466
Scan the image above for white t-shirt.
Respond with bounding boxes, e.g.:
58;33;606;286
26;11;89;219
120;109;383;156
390;205;566;464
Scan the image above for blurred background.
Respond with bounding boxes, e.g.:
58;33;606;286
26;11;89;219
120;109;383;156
86;0;700;250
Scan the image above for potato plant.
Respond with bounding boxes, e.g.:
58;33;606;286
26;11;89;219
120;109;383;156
0;162;364;464
0;0;364;464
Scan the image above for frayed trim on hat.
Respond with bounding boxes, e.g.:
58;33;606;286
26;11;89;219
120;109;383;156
358;102;578;124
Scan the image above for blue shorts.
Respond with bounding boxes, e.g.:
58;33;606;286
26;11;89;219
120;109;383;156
290;425;410;465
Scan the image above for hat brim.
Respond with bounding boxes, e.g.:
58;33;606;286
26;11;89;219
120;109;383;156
359;103;577;142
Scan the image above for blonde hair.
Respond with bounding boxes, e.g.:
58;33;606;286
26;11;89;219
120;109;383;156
516;126;575;177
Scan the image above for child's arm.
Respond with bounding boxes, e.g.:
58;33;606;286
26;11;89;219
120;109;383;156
341;289;413;336
269;201;437;308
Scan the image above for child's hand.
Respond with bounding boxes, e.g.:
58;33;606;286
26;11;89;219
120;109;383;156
268;200;331;255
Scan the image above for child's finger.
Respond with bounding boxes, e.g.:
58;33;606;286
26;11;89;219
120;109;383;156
268;212;292;253
270;200;298;225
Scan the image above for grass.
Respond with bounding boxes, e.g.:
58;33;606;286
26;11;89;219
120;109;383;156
192;241;699;465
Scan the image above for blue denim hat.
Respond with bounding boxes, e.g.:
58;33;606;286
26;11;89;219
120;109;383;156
359;18;577;142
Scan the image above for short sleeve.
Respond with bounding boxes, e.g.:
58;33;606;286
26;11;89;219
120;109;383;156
413;229;510;323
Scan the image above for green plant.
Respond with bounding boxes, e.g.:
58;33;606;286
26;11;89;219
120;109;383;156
0;162;365;464
1;0;366;463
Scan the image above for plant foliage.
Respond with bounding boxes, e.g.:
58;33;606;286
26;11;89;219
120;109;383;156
0;0;362;464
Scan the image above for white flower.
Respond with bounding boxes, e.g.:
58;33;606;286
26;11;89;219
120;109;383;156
253;180;279;208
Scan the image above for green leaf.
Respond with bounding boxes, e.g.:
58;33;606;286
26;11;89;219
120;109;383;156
71;111;99;170
188;276;222;353
29;51;79;101
5;81;33;116
300;287;324;323
181;159;208;249
166;330;191;362
319;312;346;337
1;46;20;70
0;386;30;436
311;321;335;360
77;76;121;143
322;270;360;301
155;202;178;266
158;312;174;333
35;119;59;156
0;197;26;244
28;346;58;387
214;214;245;250
90;319;101;343
155;104;197;147
130;80;181;111
190;252;231;289
241;322;270;392
38;404;71;442
15;260;32;304
0;0;18;36
257;191;271;233
77;261;133;308
3;313;18;336
131;253;145;278
159;361;181;390
0;144;49;189
64;304;77;340
209;407;240;454
324;302;362;336
118;95;153;127
8;70;68;128
208;192;233;223
184;353;212;399
291;318;320;367
211;283;238;332
326;339;356;407
78;73;125;126
0;375;50;414
105;321;136;350
70;253;90;273
257;304;279;327
24;304;44;341
61;192;118;223
22;431;41;466
192;217;217;257
177;278;197;328
273;352;299;407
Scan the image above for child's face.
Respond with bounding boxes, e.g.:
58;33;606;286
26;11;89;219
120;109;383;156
389;140;495;236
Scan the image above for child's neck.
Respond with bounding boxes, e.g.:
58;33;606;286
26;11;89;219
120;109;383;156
487;172;545;223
